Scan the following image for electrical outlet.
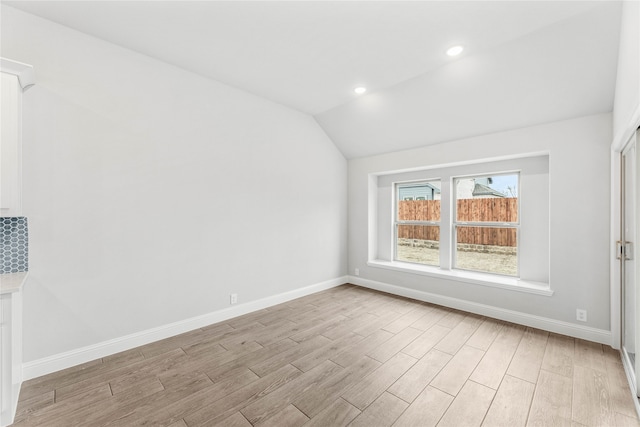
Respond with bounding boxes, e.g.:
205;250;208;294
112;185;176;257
355;268;360;276
576;309;587;322
230;293;238;305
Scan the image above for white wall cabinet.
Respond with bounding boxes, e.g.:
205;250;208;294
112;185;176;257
1;58;34;218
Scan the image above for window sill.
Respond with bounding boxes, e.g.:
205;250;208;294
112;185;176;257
367;260;553;296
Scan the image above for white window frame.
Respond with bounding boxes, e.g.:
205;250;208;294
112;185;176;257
452;172;521;277
394;180;441;267
369;155;551;296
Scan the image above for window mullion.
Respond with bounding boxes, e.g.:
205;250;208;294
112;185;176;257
439;177;452;270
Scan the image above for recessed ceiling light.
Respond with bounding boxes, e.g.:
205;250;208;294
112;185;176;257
446;45;464;56
354;87;367;95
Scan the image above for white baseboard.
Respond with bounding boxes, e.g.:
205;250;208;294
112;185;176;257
349;276;612;346
23;274;613;380
22;276;348;380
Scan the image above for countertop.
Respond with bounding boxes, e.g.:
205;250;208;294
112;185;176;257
0;271;28;294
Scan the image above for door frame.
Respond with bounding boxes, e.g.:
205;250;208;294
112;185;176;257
611;106;640;415
620;134;638;396
612;107;640;351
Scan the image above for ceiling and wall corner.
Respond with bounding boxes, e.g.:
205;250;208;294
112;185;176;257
317;3;622;158
3;1;623;159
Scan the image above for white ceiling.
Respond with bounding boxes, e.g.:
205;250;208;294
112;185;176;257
4;1;622;158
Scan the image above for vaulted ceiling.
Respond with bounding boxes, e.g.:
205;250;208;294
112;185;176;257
4;1;622;158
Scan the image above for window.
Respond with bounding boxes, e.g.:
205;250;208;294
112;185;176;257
453;174;519;276
395;181;441;266
373;155;549;291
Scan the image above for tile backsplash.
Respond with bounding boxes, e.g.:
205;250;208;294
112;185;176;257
1;217;28;274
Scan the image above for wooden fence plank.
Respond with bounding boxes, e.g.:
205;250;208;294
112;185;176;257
398;198;517;246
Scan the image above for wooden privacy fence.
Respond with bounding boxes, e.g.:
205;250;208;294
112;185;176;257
398;198;518;247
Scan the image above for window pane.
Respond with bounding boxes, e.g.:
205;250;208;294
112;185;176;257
455;175;518;223
397;181;441;221
455;226;517;276
396;225;439;266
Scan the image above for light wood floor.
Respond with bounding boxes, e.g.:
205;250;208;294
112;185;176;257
12;284;640;426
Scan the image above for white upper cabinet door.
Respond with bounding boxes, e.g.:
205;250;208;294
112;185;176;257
1;72;22;216
1;58;34;218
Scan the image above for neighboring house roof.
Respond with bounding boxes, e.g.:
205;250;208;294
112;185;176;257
472;183;506;198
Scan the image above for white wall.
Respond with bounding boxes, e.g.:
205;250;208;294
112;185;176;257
349;114;612;332
1;6;347;363
612;0;640;146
